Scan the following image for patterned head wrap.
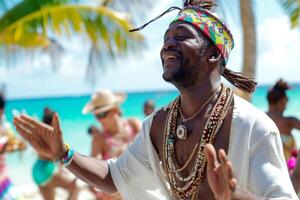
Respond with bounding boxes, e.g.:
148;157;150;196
172;7;234;64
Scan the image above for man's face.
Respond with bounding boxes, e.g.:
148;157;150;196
160;22;208;87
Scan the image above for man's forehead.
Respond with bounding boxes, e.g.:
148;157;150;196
164;21;204;39
165;22;200;34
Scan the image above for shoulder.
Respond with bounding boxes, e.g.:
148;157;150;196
136;102;172;144
94;133;106;143
285;116;300;124
127;117;142;133
142;99;175;128
142;107;168;131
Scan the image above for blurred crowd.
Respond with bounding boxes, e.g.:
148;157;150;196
3;80;300;199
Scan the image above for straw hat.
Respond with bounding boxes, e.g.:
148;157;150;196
82;89;126;114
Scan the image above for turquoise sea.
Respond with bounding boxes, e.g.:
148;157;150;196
5;85;300;186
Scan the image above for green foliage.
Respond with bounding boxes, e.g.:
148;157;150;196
0;0;152;84
0;1;142;50
277;0;300;28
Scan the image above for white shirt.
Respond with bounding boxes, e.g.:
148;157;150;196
109;95;298;199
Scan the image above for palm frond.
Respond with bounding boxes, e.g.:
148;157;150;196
0;2;143;55
277;0;300;28
0;0;147;84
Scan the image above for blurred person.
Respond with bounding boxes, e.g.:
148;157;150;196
13;0;298;199
143;100;155;117
82;89;141;160
289;149;300;194
83;89;141;199
0;93;26;200
32;108;79;200
267;79;300;160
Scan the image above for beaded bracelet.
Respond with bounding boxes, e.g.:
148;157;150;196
61;143;74;167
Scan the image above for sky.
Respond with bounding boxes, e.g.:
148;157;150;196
0;0;299;99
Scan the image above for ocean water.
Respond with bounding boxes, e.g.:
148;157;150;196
5;85;300;186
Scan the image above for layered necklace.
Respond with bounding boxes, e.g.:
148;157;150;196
176;88;220;140
162;85;233;199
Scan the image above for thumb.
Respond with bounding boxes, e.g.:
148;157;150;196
205;144;218;171
52;113;62;135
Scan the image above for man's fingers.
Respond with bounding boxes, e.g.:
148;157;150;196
14;117;33;135
205;144;218;171
14;123;33;145
225;160;234;180
218;149;235;181
218;149;228;164
19;114;40;128
20;114;53;131
229;178;237;192
52;113;62;135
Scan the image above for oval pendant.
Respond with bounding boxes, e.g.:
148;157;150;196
176;124;187;140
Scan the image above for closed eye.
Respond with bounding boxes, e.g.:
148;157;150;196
175;36;188;41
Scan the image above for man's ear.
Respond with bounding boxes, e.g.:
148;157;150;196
207;46;221;64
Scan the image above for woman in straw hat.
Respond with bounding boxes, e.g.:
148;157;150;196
83;89;141;200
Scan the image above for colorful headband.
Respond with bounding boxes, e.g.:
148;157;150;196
172;7;234;64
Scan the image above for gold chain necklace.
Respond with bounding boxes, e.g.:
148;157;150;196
179;87;220;122
162;85;233;199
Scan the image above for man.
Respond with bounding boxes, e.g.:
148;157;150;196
266;79;300;160
13;0;297;199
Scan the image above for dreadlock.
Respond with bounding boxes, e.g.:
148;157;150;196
222;67;257;93
201;34;257;94
183;0;217;10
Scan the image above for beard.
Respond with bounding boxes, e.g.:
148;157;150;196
162;59;201;88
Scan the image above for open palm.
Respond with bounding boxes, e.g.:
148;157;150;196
205;144;237;200
13;113;66;161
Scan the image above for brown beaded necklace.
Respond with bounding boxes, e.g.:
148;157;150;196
162;85;233;199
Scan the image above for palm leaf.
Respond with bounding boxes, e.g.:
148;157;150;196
277;0;300;28
0;2;143;49
0;0;148;84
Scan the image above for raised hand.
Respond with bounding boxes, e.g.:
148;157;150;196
205;144;237;200
13;113;67;161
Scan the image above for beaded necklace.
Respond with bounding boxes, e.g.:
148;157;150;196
162;85;233;199
176;87;220;140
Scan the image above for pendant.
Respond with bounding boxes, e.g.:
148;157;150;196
176;124;187;140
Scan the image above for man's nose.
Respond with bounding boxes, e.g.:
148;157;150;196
163;38;177;50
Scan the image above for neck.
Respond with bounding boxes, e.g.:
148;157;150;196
104;118;124;134
268;105;283;115
178;79;221;118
